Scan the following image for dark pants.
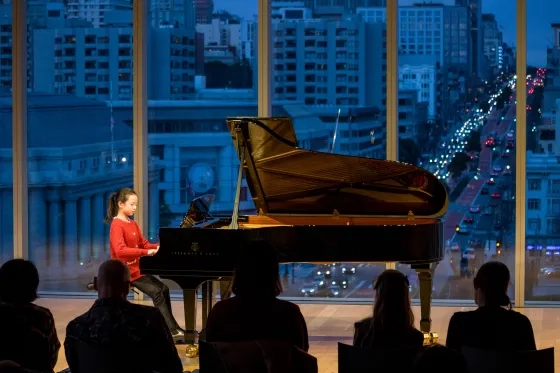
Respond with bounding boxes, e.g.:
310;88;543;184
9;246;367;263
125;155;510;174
132;275;180;332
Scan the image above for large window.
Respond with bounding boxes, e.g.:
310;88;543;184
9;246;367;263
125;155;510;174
27;4;133;292
524;1;560;302
146;1;259;296
3;0;540;306
397;0;517;302
275;3;388;299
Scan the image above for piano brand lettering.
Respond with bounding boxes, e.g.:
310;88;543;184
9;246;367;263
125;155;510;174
170;251;219;256
191;242;200;252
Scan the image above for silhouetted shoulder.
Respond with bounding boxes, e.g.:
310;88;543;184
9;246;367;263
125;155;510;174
355;316;373;330
446;307;536;352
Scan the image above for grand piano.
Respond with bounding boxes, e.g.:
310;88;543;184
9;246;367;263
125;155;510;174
140;116;449;349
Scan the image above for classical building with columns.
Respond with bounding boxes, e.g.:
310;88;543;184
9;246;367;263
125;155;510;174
0;93;160;287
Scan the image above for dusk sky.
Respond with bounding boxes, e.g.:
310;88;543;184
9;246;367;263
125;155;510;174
213;0;560;66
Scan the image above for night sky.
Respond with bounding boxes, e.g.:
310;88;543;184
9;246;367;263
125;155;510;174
213;0;560;66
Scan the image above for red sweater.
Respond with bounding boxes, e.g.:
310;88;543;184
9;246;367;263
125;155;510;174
109;218;158;281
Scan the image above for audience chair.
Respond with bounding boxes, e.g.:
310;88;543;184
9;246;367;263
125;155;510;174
461;346;554;373
338;342;422;373
200;339;317;373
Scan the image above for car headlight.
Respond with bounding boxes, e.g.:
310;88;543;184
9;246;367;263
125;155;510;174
309;289;314;292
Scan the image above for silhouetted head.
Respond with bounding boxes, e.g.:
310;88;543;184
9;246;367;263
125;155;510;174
414;344;468;373
97;259;131;300
0;259;39;304
104;187;137;223
232;241;282;298
372;269;414;331
473;261;511;309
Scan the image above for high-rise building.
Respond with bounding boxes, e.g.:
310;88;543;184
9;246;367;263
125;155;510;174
66;0;132;28
32;13;196;100
194;0;214;24
456;0;482;79
150;0;195;29
272;13;385;109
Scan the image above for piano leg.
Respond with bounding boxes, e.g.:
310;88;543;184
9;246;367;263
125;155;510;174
413;264;438;345
219;278;233;300
182;288;198;344
199;282;213;341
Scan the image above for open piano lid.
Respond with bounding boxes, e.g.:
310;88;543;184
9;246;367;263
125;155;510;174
227;117;449;218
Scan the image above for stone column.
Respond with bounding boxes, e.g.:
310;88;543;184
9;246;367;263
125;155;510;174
91;193;105;258
28;188;47;266
78;197;91;263
64;198;79;268
47;189;63;268
148;182;159;239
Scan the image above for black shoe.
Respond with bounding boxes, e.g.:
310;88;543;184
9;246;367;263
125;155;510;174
171;328;186;344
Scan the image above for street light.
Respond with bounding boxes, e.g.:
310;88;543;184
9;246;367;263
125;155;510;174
456;225;460;232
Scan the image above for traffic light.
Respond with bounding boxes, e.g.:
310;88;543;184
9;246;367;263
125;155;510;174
456;225;460;232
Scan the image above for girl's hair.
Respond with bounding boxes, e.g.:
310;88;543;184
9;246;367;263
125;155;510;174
372;269;415;332
104;187;137;224
231;240;282;298
473;261;512;309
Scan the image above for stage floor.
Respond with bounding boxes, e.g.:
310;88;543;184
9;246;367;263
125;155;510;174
36;298;558;373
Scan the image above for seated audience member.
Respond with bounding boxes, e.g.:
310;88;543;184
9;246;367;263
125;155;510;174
0;259;60;373
446;261;536;352
414;344;468;373
64;259;183;373
205;241;309;352
354;269;424;349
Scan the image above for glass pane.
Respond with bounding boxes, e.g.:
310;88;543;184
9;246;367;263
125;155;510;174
146;0;258;296
27;3;133;292
147;0;388;300
0;8;12;265
525;1;560;302
274;4;387;300
398;0;516;301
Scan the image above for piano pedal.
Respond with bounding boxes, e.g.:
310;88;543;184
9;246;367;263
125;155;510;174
185;344;199;358
423;332;438;346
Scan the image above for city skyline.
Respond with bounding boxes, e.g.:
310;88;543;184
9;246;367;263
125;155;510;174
212;0;560;66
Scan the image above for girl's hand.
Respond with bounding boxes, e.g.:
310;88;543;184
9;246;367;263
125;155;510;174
147;247;159;256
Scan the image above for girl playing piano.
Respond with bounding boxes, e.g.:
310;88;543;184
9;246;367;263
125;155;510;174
105;187;186;343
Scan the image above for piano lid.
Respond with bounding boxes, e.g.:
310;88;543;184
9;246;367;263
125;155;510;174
227;117;449;218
